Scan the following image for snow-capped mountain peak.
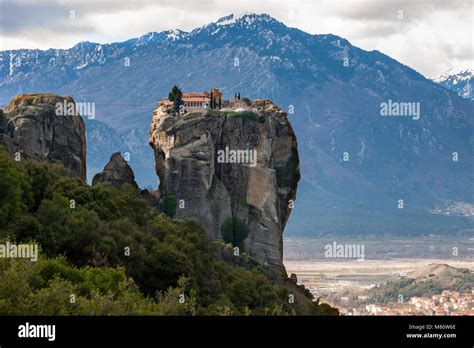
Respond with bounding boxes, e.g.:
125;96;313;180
432;67;474;83
134;29;187;46
216;12;276;26
165;29;186;41
432;67;474;100
193;12;282;35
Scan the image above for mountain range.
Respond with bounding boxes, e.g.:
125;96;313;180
432;67;474;100
1;13;472;236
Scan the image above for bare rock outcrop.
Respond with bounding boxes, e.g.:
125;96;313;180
149;100;300;271
92;152;138;189
0;94;86;181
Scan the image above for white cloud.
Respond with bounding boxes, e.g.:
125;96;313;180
0;0;472;76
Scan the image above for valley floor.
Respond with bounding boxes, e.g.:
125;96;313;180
284;257;474;295
284;236;474;315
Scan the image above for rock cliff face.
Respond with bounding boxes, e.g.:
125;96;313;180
0;94;86;181
92;152;138;189
149;100;300;270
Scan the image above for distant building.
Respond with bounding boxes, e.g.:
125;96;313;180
203;88;223;109
182;92;210;111
160;87;226;113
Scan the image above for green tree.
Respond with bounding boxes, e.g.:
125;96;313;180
241;97;251;105
168;85;184;113
161;194;177;218
220;217;250;250
0;152;31;227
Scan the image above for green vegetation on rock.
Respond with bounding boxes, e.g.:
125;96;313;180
0;150;337;315
206;176;218;201
220;217;250;251
161;194;177;218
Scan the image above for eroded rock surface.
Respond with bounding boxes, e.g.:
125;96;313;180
0;94;86;181
149;100;300;271
92;152;138;189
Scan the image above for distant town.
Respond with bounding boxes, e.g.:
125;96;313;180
340;290;474;316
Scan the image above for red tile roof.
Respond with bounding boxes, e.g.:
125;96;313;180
184;96;208;103
183;92;205;98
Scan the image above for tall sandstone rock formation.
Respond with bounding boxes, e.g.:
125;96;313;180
0;94;86;181
92;152;139;189
149;100;300;271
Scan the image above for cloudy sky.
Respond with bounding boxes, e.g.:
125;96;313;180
0;0;472;77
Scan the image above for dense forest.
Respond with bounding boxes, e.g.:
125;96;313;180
0;150;338;315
